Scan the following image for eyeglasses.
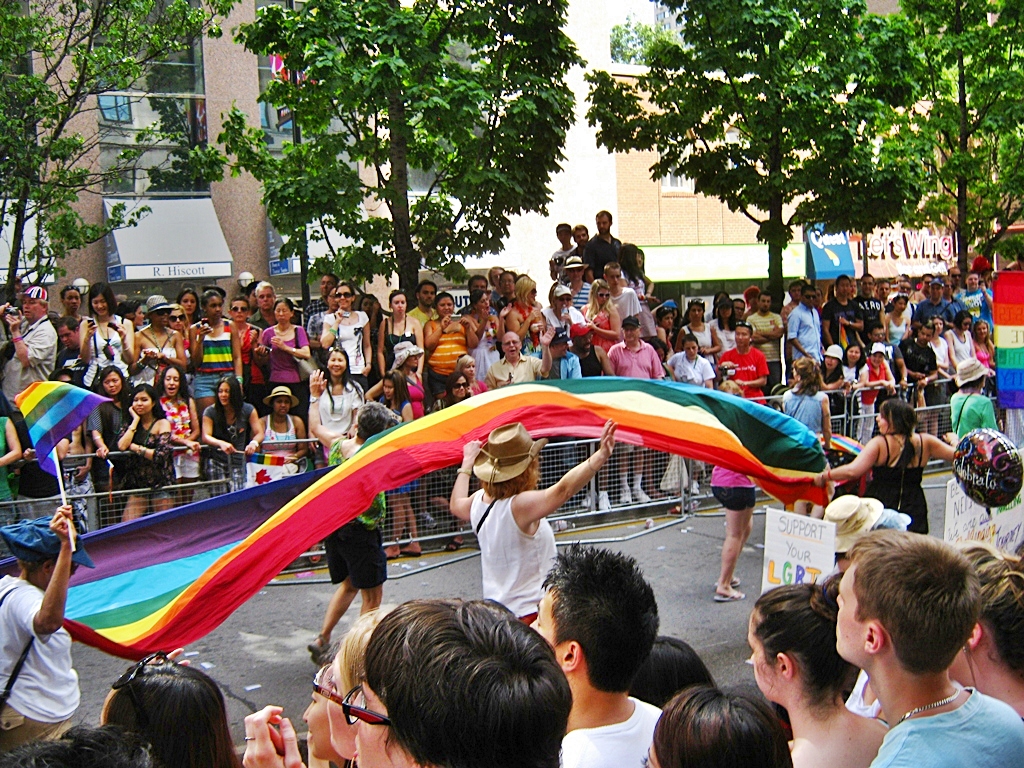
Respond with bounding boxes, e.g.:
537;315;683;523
230;306;248;313
452;381;468;389
342;685;391;727
112;651;173;728
336;292;353;298
312;664;346;707
596;292;610;299
170;314;185;321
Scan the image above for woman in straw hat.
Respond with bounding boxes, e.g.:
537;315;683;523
450;420;617;622
946;357;998;442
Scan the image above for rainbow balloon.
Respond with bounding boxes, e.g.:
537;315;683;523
3;378;826;659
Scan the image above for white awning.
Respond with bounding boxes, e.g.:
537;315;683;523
104;197;233;282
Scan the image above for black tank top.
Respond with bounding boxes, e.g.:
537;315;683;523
579;346;603;377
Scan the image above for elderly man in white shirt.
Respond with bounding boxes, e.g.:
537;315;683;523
2;286;57;403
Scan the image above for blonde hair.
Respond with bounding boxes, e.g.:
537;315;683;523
337;608;392;692
481;457;540;500
587;279;614;319
718;380;743;397
958;542;1024;673
455;355;476;383
514;275;537;308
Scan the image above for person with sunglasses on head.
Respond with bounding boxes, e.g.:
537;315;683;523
101;652;240;768
0;506;94;753
249;600;571;768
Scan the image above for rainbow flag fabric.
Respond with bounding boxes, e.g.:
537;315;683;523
248;453;290;466
3;378;826;659
14;381;109;475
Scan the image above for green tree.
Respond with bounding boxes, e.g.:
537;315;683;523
609;15;676;65
0;0;230;300
587;0;927;307
218;0;582;291
903;0;1024;266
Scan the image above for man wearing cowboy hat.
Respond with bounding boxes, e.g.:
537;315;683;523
563;255;591;310
0;506;94;751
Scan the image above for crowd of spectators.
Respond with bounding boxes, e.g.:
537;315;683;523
2;502;1022;768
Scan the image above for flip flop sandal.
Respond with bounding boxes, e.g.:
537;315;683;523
713;591;746;603
307;634;329;664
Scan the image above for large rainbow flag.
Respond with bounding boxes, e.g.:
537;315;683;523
2;378;826;659
14;381;109;474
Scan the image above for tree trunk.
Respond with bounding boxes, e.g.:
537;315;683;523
5;194;29;304
388;90;418;291
955;0;969;272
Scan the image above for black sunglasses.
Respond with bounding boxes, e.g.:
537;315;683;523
336;292;353;298
170;314;185;321
112;651;173;728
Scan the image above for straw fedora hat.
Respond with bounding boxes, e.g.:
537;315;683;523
823;496;884;553
263;385;299;408
955;357;988;387
473;423;548;484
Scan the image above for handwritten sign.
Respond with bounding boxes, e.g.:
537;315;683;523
761;508;836;595
943;478;1024;552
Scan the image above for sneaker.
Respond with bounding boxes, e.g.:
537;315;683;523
632;486;652;504
620;486;633;505
690;481;700;495
597;491;611;511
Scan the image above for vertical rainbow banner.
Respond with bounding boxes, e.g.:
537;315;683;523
993;271;1024;407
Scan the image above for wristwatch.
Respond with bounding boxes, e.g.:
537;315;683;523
309;396;320;404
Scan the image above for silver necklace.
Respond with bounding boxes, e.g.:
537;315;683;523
897;685;962;724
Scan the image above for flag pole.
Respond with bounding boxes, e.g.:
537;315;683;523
50;448;76;552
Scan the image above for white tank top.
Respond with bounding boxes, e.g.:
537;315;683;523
469;490;557;618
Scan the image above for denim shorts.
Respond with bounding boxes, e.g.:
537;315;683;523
711;485;756;511
192;372;228;399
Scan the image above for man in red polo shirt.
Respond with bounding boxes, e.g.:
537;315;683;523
718;321;768;402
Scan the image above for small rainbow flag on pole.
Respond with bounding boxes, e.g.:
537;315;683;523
248;453;290;467
15;381;109;475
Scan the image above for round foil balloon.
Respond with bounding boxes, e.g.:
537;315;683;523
953;429;1023;508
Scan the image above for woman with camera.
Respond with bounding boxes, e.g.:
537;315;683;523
79;282;134;389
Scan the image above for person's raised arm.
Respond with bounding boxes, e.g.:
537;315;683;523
511;421;617;527
539;326;554;376
817;436;882;486
450;440;483;521
33;506;75;636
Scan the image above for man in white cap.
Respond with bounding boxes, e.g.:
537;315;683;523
2;286;57;402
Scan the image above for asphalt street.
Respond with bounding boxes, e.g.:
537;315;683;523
70;474;952;745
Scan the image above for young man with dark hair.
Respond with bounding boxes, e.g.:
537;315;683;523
584;210;621;283
533;545;660;768
408;280;438;326
822;274;864;349
550;222;575;282
837;531;1024;766
358;599;571;768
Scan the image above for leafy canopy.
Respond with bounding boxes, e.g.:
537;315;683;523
587;0;926;301
219;0;582;290
902;0;1024;261
0;0;231;295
